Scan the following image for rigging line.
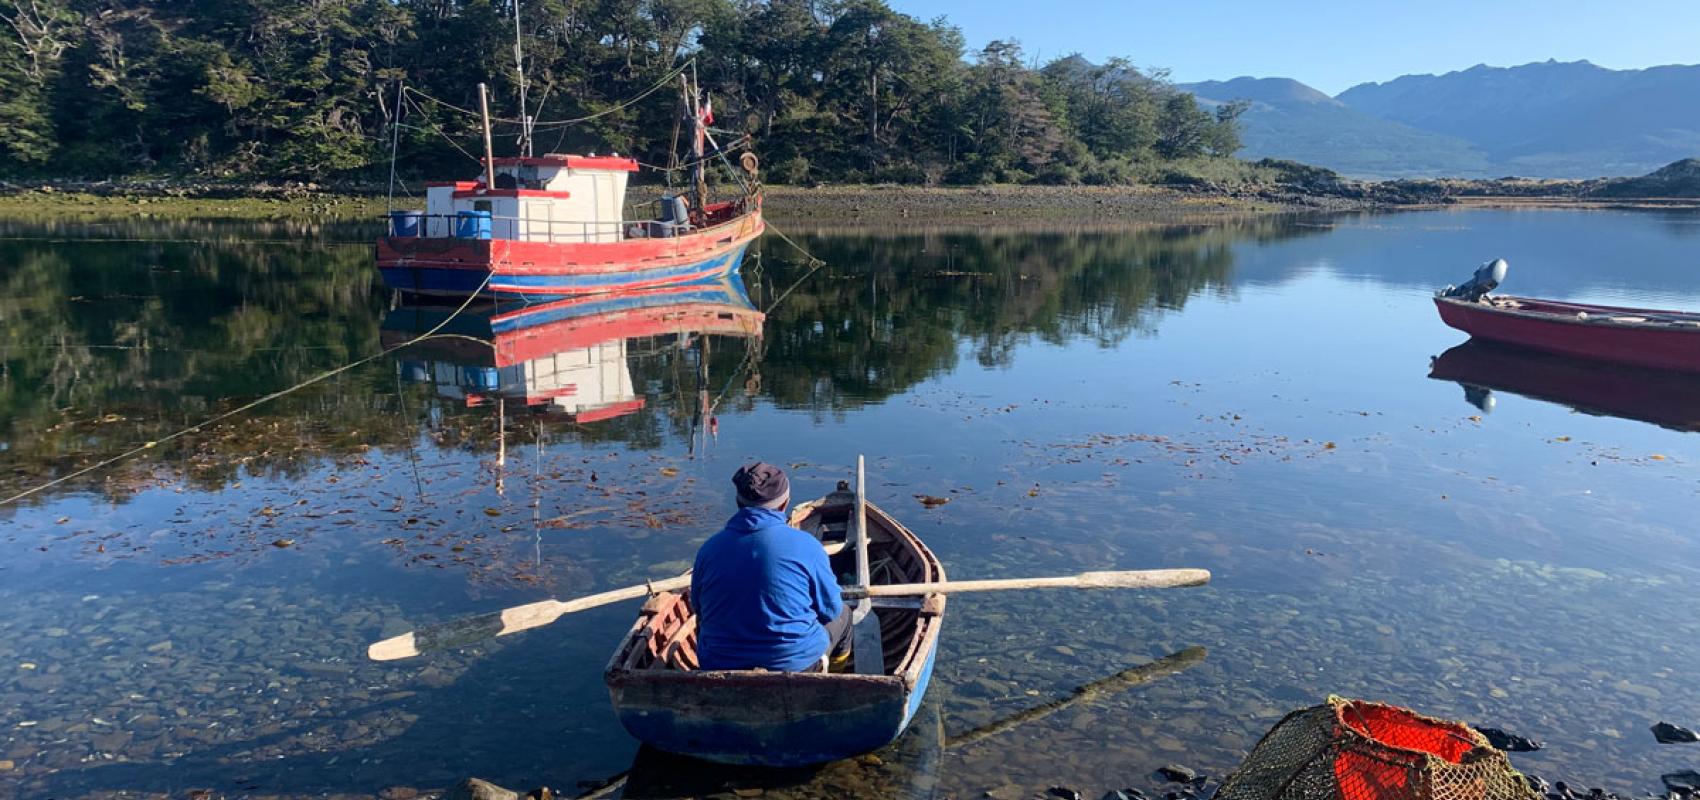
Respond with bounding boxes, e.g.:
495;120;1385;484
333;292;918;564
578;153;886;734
759;222;828;314
403;92;483;166
0;271;497;510
406;59;694;129
396;363;428;503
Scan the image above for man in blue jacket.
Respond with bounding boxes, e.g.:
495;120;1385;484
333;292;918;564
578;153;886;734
692;462;847;671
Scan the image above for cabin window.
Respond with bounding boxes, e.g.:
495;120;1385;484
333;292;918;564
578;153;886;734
474;200;493;213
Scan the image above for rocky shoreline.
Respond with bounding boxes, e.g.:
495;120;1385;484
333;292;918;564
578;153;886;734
2;166;1698;228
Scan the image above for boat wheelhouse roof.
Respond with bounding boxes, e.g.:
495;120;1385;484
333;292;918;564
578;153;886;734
486;154;640;172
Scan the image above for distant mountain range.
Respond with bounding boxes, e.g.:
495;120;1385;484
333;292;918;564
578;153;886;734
1180;60;1700;179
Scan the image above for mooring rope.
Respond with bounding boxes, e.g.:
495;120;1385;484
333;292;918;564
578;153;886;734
759;222;829;314
0;271;497;509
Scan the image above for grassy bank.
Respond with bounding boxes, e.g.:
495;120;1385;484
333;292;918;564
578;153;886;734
0;181;1332;227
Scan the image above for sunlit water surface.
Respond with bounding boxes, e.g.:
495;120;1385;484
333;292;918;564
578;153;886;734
2;208;1698;799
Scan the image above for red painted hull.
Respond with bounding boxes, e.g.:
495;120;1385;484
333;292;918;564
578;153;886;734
376;207;764;298
1434;295;1700;373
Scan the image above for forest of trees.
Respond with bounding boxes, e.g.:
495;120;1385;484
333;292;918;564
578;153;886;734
0;0;1246;185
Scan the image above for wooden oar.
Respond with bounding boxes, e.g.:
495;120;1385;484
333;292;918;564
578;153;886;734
842;568;1210;600
369;541;851;661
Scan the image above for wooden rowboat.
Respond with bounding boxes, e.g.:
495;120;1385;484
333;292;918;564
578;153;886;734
603;486;946;767
1434;294;1700;373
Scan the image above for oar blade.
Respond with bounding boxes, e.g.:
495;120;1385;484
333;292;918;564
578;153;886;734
368;632;420;662
1077;569;1211;590
368;610;509;661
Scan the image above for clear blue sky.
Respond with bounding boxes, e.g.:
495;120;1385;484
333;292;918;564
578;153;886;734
887;0;1700;95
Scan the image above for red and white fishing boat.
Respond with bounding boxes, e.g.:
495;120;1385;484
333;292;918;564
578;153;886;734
1434;259;1700;373
378;71;762;299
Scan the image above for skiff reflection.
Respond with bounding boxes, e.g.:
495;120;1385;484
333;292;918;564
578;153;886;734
1429;340;1700;433
383;276;763;426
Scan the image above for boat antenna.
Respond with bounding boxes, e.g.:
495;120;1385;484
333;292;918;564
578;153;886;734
512;0;533;157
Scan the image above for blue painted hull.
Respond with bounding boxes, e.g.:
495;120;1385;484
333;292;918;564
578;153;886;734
608;637;940;767
378;244;750;301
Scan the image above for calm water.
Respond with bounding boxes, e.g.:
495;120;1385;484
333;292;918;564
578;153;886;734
2;208;1699;799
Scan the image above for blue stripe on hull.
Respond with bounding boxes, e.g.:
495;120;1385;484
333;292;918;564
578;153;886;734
489;281;754;334
610;633;942;767
614;696;911;767
381;245;749;300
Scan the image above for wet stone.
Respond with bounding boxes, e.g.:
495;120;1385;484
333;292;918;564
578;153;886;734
1663;773;1700;793
1155;765;1198;783
1049;787;1083;800
445;782;522;800
1475;726;1543;752
379;787;420;800
297;662;353;678
1654;722;1700;744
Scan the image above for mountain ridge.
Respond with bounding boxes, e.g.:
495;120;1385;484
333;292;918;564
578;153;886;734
1184;60;1700;179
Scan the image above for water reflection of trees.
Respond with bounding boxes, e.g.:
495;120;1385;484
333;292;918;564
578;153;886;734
755;218;1317;411
0;217;1319;505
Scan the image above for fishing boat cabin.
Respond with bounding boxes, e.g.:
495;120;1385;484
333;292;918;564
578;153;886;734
411;154;640;243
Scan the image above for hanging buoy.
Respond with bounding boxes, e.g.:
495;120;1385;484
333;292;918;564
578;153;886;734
740;152;759;175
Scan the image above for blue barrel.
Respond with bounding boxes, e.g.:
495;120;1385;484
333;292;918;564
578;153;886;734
455;210;493;240
388;210;423;237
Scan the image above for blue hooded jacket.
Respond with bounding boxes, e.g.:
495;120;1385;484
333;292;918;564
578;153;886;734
691;506;844;671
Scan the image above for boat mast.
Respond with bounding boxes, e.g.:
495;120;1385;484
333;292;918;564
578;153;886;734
512;0;533;158
683;69;708;217
478;82;497;188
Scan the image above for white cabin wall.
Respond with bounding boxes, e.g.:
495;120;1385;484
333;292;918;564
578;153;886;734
424;187;456;237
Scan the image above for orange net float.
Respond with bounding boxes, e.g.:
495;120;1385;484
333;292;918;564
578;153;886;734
1218;697;1539;800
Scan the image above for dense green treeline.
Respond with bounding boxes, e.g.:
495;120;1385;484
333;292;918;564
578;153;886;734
0;0;1243;184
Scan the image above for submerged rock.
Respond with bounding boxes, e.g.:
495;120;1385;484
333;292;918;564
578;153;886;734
1653;722;1700;744
1661;772;1700;793
1474;726;1543;752
444;778;521;800
1155;765;1198;783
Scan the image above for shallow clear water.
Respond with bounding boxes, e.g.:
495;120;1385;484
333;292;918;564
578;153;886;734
2;208;1699;799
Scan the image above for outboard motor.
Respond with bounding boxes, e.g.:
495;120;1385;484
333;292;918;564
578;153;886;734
1439;258;1509;302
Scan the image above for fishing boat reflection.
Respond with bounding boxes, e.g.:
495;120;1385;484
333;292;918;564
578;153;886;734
1429;340;1700;432
383;277;763;425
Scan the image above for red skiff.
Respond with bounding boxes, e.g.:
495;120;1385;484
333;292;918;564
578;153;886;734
1434;295;1700;374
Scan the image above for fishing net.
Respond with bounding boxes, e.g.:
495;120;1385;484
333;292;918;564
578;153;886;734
1217;697;1538;800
